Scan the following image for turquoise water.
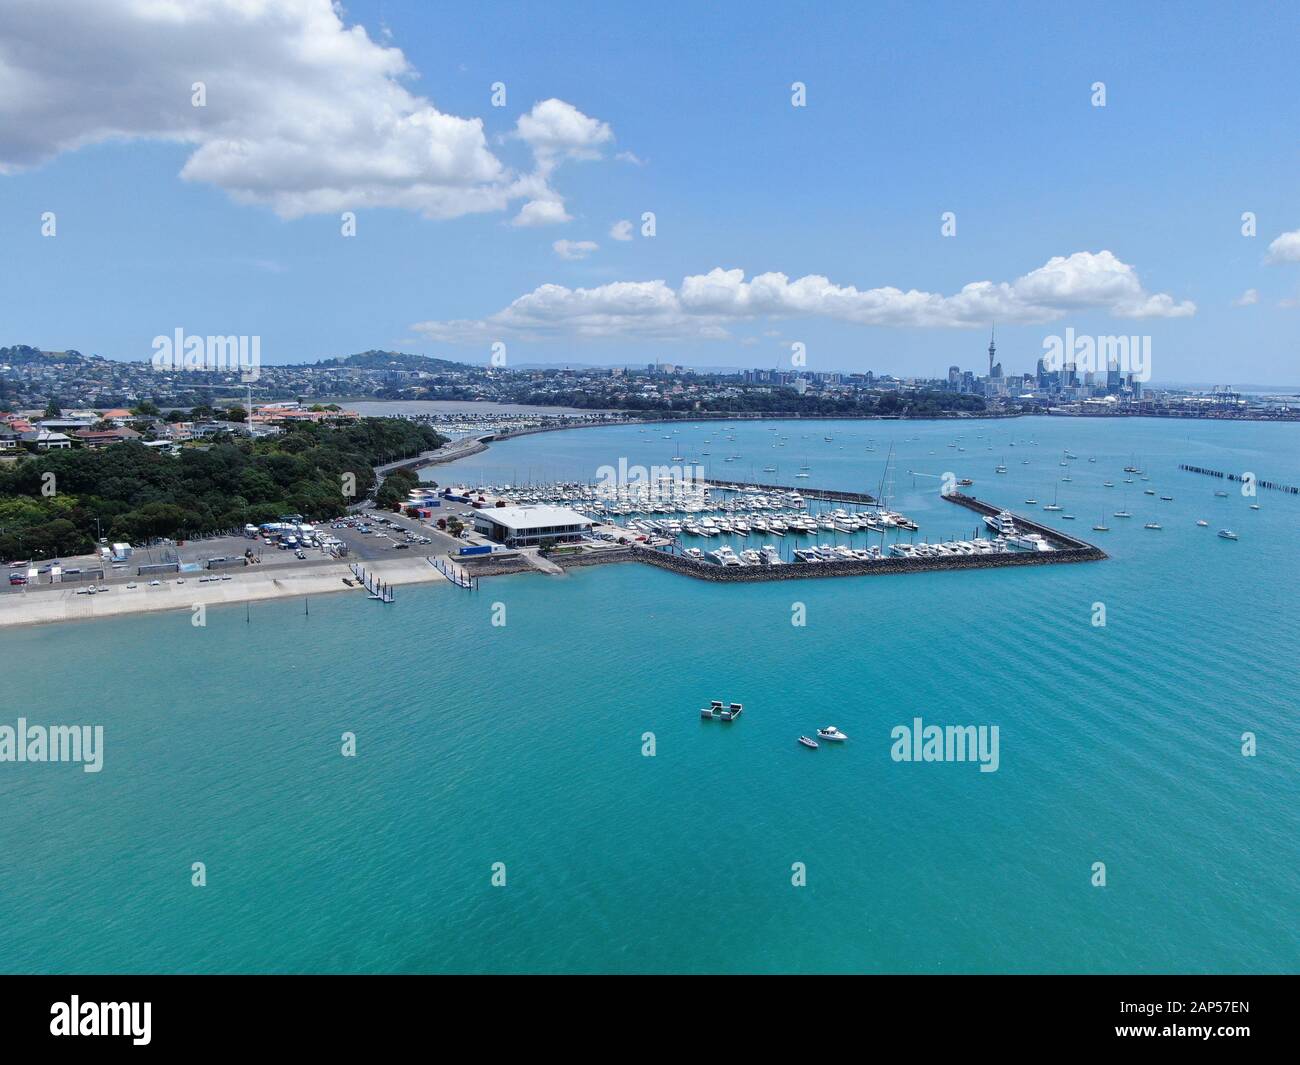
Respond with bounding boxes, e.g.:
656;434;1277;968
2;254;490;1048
2;416;1297;973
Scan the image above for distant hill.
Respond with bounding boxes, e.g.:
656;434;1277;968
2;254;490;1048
0;345;91;366
312;349;469;372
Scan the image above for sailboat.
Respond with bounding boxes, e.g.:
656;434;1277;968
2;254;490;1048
1043;487;1063;512
1092;513;1110;532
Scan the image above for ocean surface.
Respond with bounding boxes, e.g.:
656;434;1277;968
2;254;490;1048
2;415;1297;973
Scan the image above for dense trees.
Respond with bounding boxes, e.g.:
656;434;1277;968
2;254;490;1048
375;467;421;511
0;419;443;561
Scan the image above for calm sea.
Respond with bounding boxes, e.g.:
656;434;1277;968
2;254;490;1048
2;415;1297;973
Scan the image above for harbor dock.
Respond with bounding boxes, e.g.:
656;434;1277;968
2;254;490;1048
627;492;1106;582
706;480;877;504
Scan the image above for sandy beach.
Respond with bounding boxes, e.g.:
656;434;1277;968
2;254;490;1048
0;557;448;629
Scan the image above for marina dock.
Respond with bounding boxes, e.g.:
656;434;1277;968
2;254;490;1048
628;492;1106;582
706;480;877;504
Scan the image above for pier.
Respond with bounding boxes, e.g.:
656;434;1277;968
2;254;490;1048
428;556;478;589
1178;464;1299;495
350;562;395;602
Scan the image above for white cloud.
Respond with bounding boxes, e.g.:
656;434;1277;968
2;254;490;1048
1264;229;1300;265
609;219;634;241
412;250;1196;343
0;0;611;222
515;98;613;162
615;150;645;165
553;239;598;260
513;199;572;227
1233;288;1259;306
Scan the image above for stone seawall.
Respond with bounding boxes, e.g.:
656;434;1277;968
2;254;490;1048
551;548;634;569
628;543;1104;582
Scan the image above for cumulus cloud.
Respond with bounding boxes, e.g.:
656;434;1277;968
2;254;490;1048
553;239;598;260
1233;288;1259;306
513;199;572;227
515;98;613;162
609;219;634;241
1264;229;1300;265
616;150;645;165
412;250;1196;343
0;0;611;222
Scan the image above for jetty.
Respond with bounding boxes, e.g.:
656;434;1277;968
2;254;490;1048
350;562;395;602
428;555;478;589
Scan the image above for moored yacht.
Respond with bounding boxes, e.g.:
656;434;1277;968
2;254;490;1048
983;510;1019;536
817;726;848;742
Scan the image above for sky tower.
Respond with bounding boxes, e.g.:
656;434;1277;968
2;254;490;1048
988;323;996;377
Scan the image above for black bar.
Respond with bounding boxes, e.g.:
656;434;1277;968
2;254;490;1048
0;975;1289;1052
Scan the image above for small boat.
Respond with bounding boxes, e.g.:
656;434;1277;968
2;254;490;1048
956;478;973;486
1218;529;1238;541
1024;498;1038;505
1144;522;1162;530
798;736;819;749
1102;482;1115;488
1092;514;1110;531
1160;495;1173;501
1214;490;1228;498
1061;514;1076;520
1249;504;1260;510
817;726;848;742
1196;520;1208;527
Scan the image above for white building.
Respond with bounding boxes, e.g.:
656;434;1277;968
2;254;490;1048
472;505;593;548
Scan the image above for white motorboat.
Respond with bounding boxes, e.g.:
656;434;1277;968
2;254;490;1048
798;736;819;749
817;726;848;742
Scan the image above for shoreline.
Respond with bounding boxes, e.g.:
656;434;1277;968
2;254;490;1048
0;557;448;630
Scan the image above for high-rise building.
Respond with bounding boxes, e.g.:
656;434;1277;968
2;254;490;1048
988;325;998;378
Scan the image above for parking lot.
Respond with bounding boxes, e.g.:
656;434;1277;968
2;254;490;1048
2;505;477;594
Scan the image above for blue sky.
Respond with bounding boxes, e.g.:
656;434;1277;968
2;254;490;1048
1;0;1297;383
